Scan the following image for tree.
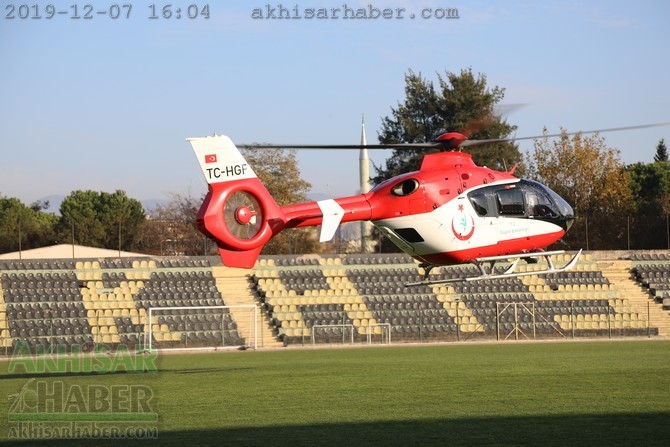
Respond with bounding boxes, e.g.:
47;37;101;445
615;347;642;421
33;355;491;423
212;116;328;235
30;202;59;249
526;130;633;249
527;130;633;215
654;138;668;163
0;195;57;254
98;190;146;250
374;68;521;184
627;161;670;215
241;147;321;254
58;190;104;247
627;155;670;249
136;192;208;256
58;190;145;250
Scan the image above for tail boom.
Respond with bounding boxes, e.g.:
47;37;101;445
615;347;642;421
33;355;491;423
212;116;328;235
281;195;373;238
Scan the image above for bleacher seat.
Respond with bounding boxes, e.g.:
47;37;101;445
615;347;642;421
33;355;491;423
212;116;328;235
0;256;248;353
250;253;662;344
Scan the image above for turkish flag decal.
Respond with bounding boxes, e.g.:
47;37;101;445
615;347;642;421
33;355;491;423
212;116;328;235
205;154;217;163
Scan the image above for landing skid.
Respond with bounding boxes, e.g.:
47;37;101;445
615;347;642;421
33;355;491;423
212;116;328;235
406;249;583;286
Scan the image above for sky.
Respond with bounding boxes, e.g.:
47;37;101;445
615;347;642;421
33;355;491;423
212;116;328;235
1;0;669;210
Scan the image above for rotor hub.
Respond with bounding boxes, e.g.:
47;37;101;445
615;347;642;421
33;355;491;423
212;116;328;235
434;132;468;150
235;205;256;225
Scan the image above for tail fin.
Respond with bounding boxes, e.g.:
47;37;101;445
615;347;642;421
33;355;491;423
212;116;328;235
187;135;286;268
189;134;258;184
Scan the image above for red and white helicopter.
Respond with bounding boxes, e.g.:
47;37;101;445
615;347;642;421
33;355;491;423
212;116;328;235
187;123;665;285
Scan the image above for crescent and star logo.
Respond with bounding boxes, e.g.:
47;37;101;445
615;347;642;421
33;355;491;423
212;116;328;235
451;203;475;240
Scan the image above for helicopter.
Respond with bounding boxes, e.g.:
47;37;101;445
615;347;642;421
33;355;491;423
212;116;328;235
187;123;667;285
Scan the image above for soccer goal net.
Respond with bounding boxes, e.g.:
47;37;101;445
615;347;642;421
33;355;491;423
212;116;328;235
145;305;257;352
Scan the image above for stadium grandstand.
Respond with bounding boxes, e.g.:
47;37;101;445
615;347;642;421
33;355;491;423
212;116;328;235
1;246;669;354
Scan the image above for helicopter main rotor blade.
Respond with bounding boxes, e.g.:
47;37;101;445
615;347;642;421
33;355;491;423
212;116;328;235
238;143;438;150
237;121;670;151
461;121;670;148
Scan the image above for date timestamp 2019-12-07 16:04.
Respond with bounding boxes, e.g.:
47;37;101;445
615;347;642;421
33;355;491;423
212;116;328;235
4;3;210;20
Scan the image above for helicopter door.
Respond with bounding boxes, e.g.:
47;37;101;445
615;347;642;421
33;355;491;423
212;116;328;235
467;185;526;246
466;189;499;246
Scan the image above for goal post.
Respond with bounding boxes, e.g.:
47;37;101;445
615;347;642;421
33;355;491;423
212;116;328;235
146;305;257;352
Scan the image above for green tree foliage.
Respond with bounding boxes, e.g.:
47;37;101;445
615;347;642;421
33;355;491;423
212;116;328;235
0;195;57;253
241;147;321;254
626;141;670;248
58;190;145;250
374;68;521;184
654;138;668;163
627;161;670;215
31;204;59;248
59;190;104;246
98;190;146;250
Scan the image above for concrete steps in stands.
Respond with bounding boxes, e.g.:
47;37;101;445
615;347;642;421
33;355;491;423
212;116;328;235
322;268;379;331
432;286;484;333
597;259;670;337
212;266;284;348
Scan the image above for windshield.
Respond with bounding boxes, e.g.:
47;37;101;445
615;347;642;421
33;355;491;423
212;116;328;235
521;179;574;219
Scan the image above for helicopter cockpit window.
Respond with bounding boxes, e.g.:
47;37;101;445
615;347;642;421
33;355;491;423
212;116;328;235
468;191;489;216
525;190;557;217
521;180;560;218
391;179;420;197
496;188;525;216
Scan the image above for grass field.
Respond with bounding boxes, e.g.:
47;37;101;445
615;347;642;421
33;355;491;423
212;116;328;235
1;340;669;446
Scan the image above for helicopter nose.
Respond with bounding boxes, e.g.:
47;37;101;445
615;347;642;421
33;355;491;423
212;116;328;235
561;205;575;232
552;196;575;233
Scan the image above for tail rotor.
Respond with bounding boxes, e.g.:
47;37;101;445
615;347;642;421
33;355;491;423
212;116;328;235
224;190;263;240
